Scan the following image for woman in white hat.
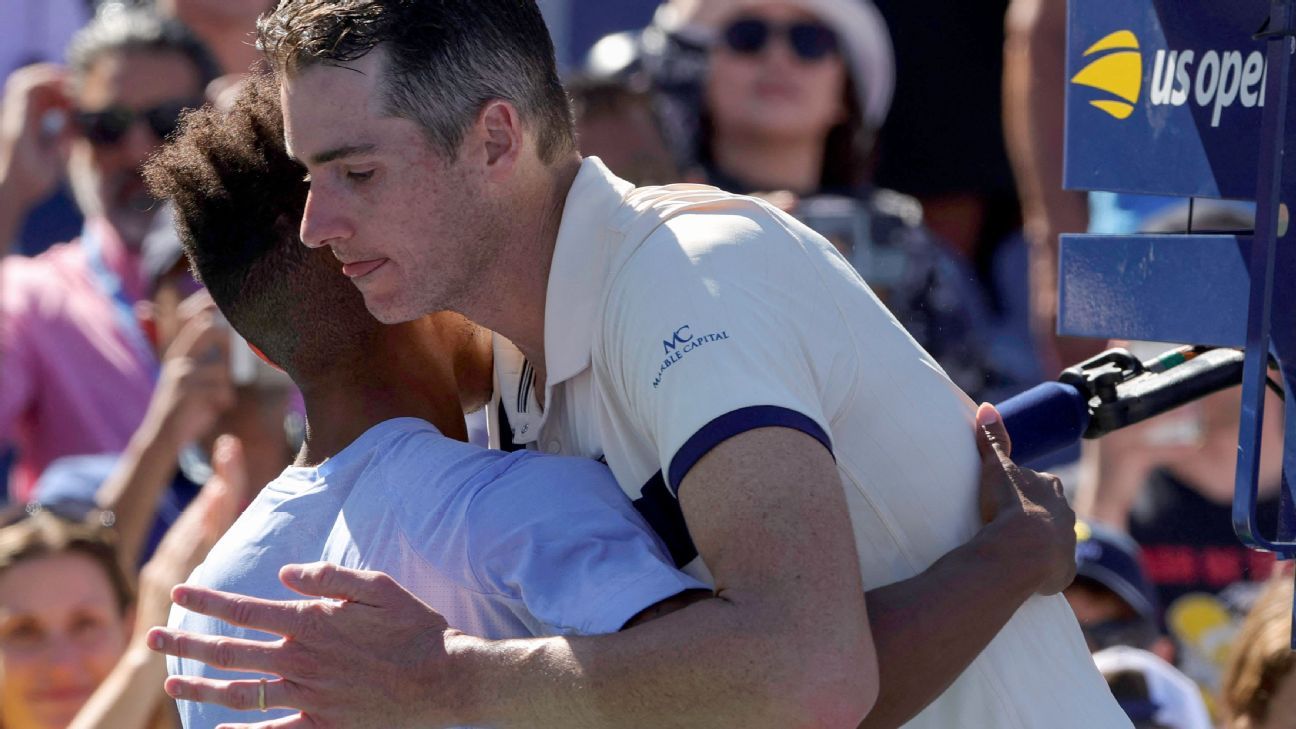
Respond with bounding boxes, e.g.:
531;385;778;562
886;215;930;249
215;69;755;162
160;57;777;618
694;0;1020;404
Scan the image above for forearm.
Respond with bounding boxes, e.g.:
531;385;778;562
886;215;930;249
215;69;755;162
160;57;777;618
97;416;185;569
68;645;171;729
449;590;871;729
857;517;1047;729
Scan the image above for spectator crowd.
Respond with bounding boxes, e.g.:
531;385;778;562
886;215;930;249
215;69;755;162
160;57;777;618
0;1;1289;728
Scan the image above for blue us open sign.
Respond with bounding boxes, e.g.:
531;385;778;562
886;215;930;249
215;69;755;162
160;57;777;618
1065;0;1270;200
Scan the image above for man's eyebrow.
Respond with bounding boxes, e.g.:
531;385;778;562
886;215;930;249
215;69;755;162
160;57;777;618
307;143;377;166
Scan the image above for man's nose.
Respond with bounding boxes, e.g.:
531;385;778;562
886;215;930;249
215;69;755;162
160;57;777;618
299;187;350;249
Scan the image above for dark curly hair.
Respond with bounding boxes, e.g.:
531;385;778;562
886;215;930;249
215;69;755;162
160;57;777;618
143;73;381;378
257;0;575;163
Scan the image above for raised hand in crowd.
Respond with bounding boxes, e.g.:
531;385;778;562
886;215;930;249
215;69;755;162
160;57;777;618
69;435;247;729
96;293;235;570
0;63;74;253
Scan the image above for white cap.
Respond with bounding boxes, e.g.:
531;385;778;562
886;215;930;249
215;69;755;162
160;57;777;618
1093;646;1214;729
700;0;896;129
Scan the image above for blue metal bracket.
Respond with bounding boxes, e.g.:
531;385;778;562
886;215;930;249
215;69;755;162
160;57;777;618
1233;0;1296;562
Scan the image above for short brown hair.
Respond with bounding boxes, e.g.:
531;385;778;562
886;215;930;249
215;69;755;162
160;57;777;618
257;0;575;163
0;510;133;614
1221;575;1296;727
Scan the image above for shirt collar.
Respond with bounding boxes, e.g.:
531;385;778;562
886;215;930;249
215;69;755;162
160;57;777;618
542;157;634;389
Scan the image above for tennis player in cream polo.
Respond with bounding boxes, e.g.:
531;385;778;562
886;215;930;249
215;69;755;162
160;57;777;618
485;158;1130;729
151;2;1129;727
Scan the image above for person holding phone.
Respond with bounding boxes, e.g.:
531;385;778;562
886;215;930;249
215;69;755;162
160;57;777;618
0;9;219;499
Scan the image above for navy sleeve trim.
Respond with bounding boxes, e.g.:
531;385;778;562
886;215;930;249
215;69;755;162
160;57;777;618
666;405;833;496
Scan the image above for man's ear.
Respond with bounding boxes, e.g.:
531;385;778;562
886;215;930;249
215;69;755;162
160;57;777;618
479;100;524;178
135;300;160;351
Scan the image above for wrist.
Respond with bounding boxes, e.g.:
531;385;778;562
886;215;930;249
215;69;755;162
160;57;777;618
131;411;188;457
436;631;490;726
974;514;1055;597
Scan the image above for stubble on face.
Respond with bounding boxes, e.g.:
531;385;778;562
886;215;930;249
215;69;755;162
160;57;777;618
283;53;500;325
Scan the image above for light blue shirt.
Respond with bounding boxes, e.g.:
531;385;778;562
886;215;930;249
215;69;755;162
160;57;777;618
169;418;702;728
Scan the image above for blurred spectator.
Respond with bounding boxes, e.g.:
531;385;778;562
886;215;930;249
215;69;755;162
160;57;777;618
583;0;734;173
1;1;92;259
684;0;1021;402
1220;576;1296;729
569;76;683;186
154;0;275;77
1076;380;1285;700
872;0;1021;266
1094;646;1214;729
1066;521;1213;728
0;9;218;499
1003;0;1099;374
1067;519;1170;659
0;445;242;729
33;220;295;569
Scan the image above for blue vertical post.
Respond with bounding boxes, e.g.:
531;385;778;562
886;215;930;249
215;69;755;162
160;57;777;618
1220;0;1296;647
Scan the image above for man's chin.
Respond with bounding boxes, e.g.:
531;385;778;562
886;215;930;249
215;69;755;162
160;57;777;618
363;294;422;325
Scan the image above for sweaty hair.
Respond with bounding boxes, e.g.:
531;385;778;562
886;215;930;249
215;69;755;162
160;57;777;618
144;73;380;378
0;510;133;615
257;0;575;163
67;6;221;91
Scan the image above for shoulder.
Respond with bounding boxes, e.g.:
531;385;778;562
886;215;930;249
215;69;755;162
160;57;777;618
609;188;828;302
366;419;516;503
471;452;626;513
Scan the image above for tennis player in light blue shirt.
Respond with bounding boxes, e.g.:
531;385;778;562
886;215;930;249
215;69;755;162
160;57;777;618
144;77;706;729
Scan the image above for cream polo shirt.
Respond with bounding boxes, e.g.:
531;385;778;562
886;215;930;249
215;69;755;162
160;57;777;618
488;157;1130;729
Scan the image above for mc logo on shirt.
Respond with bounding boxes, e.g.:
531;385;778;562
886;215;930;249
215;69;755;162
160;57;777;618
653;324;731;389
663;325;694;355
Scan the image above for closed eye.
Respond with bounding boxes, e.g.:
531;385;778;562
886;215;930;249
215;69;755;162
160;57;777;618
346;169;375;183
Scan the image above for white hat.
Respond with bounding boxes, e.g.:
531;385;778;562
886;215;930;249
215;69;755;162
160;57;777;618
701;0;896;129
1093;646;1214;729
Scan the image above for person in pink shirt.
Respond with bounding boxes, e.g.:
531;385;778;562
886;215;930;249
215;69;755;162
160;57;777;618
0;9;218;499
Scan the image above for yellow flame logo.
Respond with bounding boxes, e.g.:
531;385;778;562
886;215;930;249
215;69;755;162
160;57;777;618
1072;30;1143;120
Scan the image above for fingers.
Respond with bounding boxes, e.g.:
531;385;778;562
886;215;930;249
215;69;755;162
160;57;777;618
169;585;313;637
279;562;403;607
975;402;1013;462
164;674;303;713
150;628;287;674
169;311;230;364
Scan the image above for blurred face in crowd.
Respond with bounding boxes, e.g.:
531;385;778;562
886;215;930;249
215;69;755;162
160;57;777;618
1248;673;1296;729
0;553;131;729
576;104;680;187
285;50;494;324
69;50;204;249
705;2;848;146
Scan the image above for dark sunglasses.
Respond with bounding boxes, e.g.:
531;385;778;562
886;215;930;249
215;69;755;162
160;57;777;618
722;17;840;62
75;99;201;146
